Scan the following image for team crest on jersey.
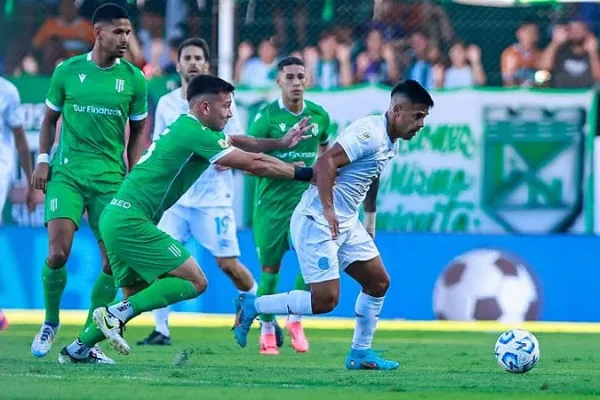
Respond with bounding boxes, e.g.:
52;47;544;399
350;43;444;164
115;78;125;93
279;123;287;132
218;139;230;149
359;132;371;140
311;123;319;136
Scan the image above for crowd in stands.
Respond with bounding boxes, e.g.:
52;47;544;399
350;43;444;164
3;0;600;90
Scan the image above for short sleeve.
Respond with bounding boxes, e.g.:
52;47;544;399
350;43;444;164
336;124;380;163
5;86;23;128
192;126;235;163
45;63;66;111
129;69;148;121
223;100;244;137
248;108;269;138
152;96;167;140
319;111;332;145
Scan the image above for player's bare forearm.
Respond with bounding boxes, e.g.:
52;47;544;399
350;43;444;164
39;108;60;154
363;176;380;213
228;136;284;153
314;154;337;211
217;149;313;181
12;126;33;183
127;119;146;169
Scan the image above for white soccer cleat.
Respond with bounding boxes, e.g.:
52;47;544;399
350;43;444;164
92;307;130;356
90;345;116;364
31;323;58;357
58;346;115;365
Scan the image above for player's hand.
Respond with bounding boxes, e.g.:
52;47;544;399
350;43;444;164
552;25;569;45
25;185;36;213
281;116;314;148
323;207;339;240
32;163;49;193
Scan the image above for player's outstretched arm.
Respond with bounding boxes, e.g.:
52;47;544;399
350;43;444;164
314;143;352;239
32;107;61;192
229;116;313;153
216;148;313;182
362;176;380;238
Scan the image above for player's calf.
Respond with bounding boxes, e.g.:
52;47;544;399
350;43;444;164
309;280;340;314
216;257;255;293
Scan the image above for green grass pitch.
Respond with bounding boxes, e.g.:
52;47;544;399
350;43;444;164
1;325;600;399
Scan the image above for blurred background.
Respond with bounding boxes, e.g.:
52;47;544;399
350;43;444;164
2;0;600;324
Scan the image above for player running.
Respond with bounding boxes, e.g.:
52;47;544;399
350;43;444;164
249;56;332;355
136;37;269;345
232;80;434;370
56;74;316;363
30;3;147;361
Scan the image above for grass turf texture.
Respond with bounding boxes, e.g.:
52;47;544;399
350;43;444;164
1;325;600;399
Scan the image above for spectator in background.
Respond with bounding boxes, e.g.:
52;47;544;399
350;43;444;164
539;19;600;88
355;28;399;85
138;2;172;75
433;41;486;89
406;30;434;89
501;19;542;87
235;38;279;88
32;0;94;73
304;30;353;90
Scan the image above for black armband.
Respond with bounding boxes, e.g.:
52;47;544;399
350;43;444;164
293;166;314;182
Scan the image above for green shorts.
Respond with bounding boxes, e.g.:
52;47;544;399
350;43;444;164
252;213;293;266
99;203;190;288
44;169;120;240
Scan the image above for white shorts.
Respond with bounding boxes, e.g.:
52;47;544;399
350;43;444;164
157;204;241;258
290;212;380;284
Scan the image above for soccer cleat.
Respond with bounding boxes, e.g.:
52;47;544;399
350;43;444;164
345;349;400;370
31;323;58;357
0;309;8;331
92;307;130;356
273;319;284;348
286;319;309;353
232;293;258;348
136;330;172;346
90;345;115;364
58;347;115;365
259;333;279;355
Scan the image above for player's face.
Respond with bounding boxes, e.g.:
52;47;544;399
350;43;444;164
391;103;430;141
96;19;132;58
198;92;233;131
177;46;209;83
276;65;306;102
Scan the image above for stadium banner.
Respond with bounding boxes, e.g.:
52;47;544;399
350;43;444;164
4;77;597;234
2;225;600;323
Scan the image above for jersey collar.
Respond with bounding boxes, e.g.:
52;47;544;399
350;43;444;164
87;52;121;69
278;98;305;116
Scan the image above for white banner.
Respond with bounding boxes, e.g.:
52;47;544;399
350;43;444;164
234;87;596;234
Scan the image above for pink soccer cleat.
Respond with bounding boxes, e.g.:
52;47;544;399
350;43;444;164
259;333;279;355
286;320;309;353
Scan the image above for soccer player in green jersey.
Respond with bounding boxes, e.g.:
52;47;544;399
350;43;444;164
56;74;316;362
249;56;332;355
30;3;148;362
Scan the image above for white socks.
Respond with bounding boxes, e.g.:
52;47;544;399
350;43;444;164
66;339;90;359
153;307;171;337
261;321;275;335
288;314;302;323
255;290;313;316
351;292;384;350
108;300;134;323
241;281;258;296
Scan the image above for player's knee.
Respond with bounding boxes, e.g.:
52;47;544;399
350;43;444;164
190;275;208;294
216;257;238;275
311;290;339;314
47;246;70;269
101;260;112;275
364;273;390;298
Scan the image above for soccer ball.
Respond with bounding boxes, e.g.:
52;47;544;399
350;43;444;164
494;329;540;374
433;248;541;322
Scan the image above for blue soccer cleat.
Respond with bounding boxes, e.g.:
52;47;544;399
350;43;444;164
345;349;400;370
232;294;258;348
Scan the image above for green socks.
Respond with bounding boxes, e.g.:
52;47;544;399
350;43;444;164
82;271;118;329
127;277;199;316
42;263;67;325
294;272;309;291
257;272;279;322
80;277;200;347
